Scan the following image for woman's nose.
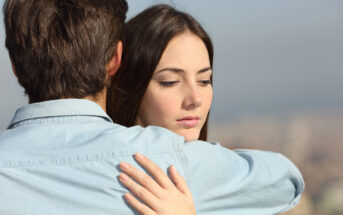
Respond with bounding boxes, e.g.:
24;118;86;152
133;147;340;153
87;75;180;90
182;86;202;109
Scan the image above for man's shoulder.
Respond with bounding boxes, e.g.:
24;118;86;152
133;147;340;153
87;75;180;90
0;122;185;167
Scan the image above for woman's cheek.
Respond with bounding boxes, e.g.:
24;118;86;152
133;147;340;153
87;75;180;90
157;94;179;117
147;93;175;122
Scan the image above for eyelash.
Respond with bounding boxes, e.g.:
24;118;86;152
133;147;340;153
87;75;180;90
199;80;212;86
159;80;211;88
159;81;179;88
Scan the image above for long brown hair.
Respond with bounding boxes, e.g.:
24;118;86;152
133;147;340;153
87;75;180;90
107;4;213;141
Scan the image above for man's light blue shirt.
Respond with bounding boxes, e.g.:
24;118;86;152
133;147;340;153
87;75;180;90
0;99;304;215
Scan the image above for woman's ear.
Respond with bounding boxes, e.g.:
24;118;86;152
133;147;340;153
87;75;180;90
107;41;123;77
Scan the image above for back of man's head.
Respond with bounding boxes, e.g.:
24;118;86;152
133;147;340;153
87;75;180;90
3;0;128;103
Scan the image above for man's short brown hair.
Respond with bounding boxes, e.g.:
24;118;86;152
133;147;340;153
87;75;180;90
3;0;128;103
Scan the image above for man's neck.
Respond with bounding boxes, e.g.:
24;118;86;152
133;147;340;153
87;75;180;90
83;88;107;112
28;88;108;112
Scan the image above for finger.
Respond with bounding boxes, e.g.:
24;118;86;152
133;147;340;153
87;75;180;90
119;162;164;197
134;153;174;189
119;173;160;210
169;165;192;196
124;193;157;215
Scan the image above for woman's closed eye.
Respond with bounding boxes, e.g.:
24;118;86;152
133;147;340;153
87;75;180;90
159;81;180;88
198;80;211;86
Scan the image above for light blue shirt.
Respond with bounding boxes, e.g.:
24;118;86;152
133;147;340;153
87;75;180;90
0;99;304;215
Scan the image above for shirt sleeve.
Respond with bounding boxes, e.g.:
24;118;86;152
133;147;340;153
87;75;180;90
180;141;304;215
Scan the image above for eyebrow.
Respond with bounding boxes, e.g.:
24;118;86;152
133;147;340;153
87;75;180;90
156;66;212;74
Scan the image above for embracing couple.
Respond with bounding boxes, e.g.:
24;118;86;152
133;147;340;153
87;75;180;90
0;0;304;214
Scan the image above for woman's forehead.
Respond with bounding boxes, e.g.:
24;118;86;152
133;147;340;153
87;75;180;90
155;33;210;71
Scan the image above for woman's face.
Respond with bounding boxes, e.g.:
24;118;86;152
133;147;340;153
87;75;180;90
136;32;213;141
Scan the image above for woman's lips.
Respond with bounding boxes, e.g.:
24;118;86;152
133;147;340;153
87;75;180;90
177;117;200;127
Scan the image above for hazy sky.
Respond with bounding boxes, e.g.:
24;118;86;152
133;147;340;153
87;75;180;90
1;0;343;130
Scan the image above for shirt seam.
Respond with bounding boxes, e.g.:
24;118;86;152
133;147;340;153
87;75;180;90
1;149;181;169
176;137;192;191
9;117;111;129
9;115;111;129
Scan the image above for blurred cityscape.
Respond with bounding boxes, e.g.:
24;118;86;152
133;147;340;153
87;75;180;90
208;112;343;215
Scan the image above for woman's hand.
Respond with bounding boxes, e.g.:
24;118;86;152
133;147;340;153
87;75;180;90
118;153;196;215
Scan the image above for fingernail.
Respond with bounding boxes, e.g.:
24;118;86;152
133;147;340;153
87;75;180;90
120;162;130;170
170;165;178;173
135;153;144;160
119;173;129;182
124;193;132;201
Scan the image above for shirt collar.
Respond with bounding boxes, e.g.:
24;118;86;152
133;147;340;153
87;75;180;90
8;99;113;129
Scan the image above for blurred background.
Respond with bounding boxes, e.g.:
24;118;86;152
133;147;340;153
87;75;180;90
1;0;342;214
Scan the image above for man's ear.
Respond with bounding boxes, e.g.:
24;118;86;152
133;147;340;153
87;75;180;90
10;59;18;77
107;41;123;77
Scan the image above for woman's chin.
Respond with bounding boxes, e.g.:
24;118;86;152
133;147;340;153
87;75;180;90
177;130;200;142
185;137;198;142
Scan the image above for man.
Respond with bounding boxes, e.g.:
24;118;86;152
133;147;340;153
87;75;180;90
0;0;304;214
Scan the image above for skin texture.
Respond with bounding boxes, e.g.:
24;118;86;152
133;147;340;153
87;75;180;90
119;154;196;215
136;32;213;142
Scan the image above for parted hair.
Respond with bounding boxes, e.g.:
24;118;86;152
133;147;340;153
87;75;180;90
3;0;128;103
107;4;213;141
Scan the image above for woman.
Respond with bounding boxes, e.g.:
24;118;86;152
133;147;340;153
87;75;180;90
107;4;302;215
107;4;210;214
106;4;212;214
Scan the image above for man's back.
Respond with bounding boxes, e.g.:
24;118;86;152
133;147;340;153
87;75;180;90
0;99;187;214
0;99;304;215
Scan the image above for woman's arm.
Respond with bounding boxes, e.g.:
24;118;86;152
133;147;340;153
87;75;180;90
119;153;196;215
